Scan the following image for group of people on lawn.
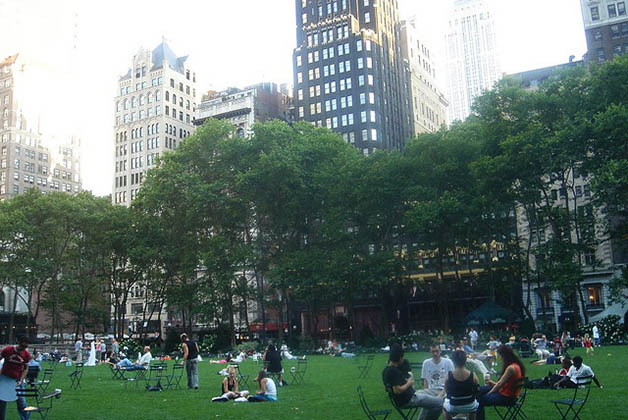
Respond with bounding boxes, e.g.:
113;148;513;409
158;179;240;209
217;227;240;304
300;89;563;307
383;339;603;420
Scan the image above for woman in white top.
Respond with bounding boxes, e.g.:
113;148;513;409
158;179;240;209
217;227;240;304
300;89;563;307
248;369;277;402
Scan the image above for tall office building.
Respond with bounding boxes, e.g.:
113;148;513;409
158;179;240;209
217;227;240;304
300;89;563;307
113;41;196;205
444;0;501;123
0;54;82;201
293;0;413;154
580;0;628;63
400;19;449;135
195;82;293;137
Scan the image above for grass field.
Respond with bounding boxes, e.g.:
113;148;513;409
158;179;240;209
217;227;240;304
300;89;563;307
16;345;627;419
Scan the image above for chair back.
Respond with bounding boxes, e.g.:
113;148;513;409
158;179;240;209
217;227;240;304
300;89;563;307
573;375;593;404
297;358;307;373
357;385;375;419
16;387;39;399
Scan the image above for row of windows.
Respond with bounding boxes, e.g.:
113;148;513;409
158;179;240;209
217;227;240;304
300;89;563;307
591;2;626;21
116;91;161;111
119;106;162;124
596;44;628;63
305;24;350;48
301;0;347;24
114;191;127;204
2;175;77;192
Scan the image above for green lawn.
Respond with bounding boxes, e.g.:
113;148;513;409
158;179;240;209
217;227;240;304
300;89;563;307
19;345;627;419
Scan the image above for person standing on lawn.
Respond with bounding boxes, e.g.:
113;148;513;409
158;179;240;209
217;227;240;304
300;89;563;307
181;334;200;390
468;328;479;351
592;324;600;347
74;337;83;362
0;336;32;420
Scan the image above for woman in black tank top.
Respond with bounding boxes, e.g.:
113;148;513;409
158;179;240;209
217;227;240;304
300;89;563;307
443;350;479;420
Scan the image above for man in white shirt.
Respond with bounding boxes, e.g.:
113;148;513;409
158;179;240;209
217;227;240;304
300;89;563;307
553;356;603;389
418;344;454;420
468;328;478;350
592;324;600;347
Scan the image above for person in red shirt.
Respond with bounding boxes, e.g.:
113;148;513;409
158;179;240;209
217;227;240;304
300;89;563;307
0;335;32;420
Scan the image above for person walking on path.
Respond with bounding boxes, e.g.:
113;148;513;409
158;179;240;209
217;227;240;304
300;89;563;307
181;334;200;390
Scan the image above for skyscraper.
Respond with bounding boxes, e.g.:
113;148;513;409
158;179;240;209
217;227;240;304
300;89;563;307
293;0;412;154
113;41;196;205
580;0;628;63
400;18;449;135
444;0;501;123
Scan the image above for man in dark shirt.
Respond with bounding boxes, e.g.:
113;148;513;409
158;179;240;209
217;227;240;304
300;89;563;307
382;344;444;420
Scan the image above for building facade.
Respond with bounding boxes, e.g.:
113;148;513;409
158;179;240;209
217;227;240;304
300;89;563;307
580;0;628;63
112;41;197;206
509;61;626;330
195;82;293;136
400;19;448;135
1;54;82;201
444;0;501;123
293;0;413;154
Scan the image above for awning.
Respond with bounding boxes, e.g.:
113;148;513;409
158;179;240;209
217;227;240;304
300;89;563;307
589;302;628;324
463;301;520;325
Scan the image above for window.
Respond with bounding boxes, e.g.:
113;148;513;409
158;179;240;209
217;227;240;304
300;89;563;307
594;30;602;41
591;6;600;21
609;3;617;18
170;78;174;87
611;24;620;39
365;12;370;23
296;55;302;66
586;285;602;305
614;45;623;56
619;2;626;15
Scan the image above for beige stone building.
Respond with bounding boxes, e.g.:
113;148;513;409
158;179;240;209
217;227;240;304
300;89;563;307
0;54;82;201
112;41;197;206
400;19;448;135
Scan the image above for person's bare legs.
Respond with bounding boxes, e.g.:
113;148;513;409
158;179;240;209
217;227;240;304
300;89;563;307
443;409;452;420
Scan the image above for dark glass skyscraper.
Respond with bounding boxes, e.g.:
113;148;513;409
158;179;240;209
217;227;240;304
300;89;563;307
293;0;412;153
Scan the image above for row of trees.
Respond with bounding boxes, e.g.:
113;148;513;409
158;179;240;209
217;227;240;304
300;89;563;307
1;56;627;344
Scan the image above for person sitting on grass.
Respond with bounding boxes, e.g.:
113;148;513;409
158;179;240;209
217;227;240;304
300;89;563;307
553;356;603;389
212;366;249;401
117;346;152;370
247;369;277;402
442;350;479;420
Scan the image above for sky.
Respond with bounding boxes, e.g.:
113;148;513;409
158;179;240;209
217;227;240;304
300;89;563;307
0;0;586;197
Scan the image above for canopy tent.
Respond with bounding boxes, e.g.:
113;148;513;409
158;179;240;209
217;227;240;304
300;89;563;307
589;302;628;324
464;301;520;326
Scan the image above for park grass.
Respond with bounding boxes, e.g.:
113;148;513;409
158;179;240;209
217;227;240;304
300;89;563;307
21;345;628;419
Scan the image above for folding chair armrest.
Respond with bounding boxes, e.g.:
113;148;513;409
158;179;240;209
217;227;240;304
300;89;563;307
41;389;62;400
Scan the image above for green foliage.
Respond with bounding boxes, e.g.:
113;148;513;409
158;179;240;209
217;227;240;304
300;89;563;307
578;315;627;345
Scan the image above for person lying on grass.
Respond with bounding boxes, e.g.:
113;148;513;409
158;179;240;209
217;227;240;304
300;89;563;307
247;369;277;402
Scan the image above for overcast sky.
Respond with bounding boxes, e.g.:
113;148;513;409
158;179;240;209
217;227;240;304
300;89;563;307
0;0;586;196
